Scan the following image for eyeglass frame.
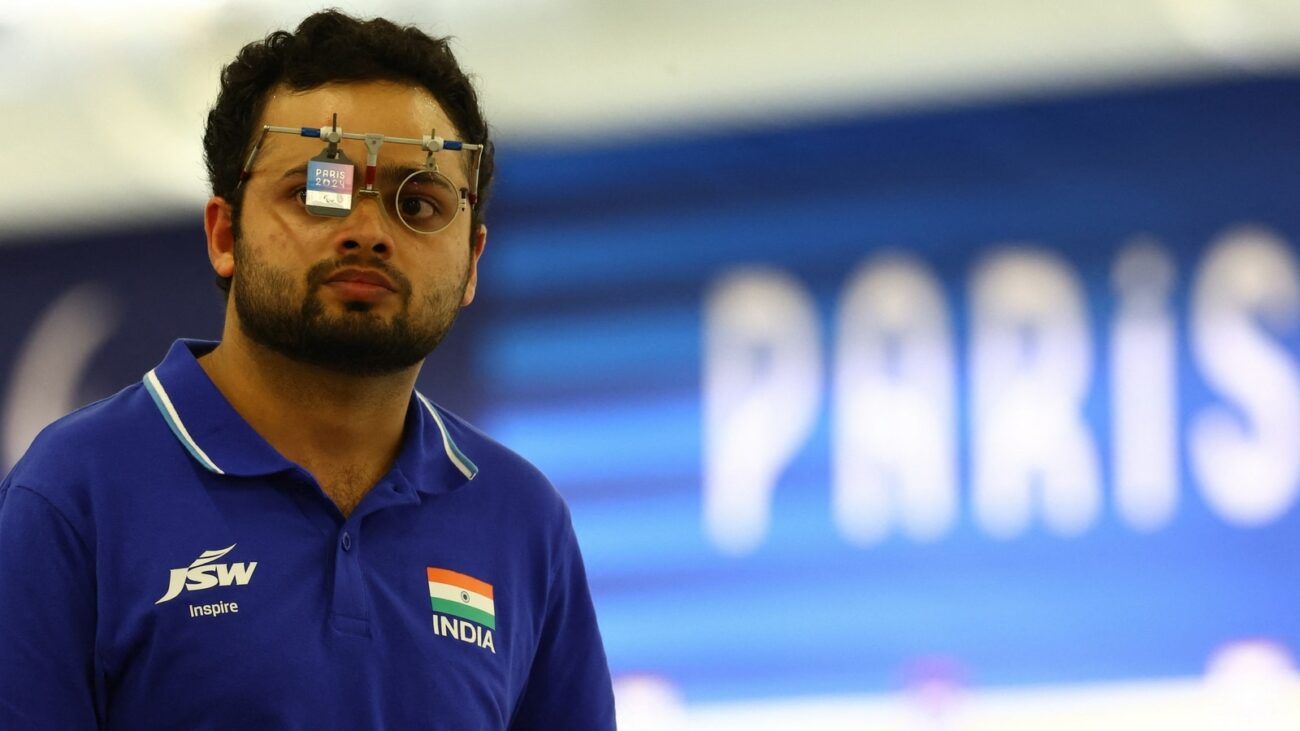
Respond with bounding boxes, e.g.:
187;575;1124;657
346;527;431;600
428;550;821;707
235;114;485;235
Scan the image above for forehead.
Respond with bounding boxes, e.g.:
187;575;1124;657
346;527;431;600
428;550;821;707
255;81;462;162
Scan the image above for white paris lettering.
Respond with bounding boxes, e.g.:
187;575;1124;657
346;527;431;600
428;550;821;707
703;225;1300;551
156;544;258;604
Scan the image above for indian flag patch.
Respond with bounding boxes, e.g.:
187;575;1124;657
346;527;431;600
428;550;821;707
427;567;495;630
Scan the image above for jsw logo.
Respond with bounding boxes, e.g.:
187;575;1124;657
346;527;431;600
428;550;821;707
155;545;257;604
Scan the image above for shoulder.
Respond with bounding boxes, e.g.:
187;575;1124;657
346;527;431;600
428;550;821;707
425;401;573;524
5;381;163;496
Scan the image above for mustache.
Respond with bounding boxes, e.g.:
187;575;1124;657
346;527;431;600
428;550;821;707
304;255;412;297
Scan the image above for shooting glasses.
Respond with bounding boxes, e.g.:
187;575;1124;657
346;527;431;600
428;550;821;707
237;113;485;235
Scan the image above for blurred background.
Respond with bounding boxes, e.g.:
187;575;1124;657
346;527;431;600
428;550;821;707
4;0;1300;728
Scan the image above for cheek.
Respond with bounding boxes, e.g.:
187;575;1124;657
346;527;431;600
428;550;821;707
235;229;301;289
263;210;312;251
248;220;320;277
414;233;472;273
412;254;470;305
253;197;325;250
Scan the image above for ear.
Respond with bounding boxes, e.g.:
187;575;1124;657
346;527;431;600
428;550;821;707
205;196;236;280
461;224;488;306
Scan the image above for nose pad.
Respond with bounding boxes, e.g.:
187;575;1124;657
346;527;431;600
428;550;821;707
353;189;389;220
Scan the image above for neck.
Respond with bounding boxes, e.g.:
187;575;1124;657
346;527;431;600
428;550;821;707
197;322;418;478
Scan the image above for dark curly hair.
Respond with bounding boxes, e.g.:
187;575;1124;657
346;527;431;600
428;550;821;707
203;10;494;297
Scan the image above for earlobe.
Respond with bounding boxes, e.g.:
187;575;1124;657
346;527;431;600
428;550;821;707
205;196;236;279
461;224;488;306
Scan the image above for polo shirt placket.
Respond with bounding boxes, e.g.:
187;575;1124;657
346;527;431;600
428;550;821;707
148;340;484;638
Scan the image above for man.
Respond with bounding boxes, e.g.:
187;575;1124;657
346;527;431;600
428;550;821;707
0;11;616;730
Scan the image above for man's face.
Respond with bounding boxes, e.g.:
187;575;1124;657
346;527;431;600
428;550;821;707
228;81;483;376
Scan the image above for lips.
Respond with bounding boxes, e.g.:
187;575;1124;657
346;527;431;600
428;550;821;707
325;268;396;291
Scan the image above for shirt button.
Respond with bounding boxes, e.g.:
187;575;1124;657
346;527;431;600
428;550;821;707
341;531;352;551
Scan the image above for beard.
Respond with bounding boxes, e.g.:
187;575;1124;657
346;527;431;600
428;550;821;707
231;236;469;376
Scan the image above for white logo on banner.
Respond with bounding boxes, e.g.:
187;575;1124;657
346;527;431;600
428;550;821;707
832;255;956;546
703;268;822;555
1190;227;1300;525
703;224;1300;553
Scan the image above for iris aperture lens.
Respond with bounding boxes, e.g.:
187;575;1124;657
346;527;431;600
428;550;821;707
394;170;462;234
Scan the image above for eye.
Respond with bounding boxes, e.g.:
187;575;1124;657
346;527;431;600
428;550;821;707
397;194;439;221
292;186;308;205
394;171;460;233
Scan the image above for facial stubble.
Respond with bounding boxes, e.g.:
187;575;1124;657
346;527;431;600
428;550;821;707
231;235;470;376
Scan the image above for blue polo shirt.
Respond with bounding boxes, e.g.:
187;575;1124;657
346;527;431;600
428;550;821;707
0;339;615;730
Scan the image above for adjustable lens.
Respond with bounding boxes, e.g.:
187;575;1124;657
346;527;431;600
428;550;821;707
394;170;462;234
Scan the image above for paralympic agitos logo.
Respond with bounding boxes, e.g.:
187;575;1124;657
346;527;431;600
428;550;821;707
155;544;258;604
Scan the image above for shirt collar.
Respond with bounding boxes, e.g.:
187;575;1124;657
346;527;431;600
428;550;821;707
143;339;478;492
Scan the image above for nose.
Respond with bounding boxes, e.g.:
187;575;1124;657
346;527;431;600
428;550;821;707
334;191;391;259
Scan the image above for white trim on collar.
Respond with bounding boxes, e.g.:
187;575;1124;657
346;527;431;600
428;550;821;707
143;369;225;474
417;392;479;481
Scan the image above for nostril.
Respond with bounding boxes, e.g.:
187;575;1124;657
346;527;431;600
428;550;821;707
372;243;389;254
342;240;360;250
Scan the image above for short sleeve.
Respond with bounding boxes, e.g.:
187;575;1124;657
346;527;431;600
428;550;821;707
0;477;102;730
508;519;616;730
